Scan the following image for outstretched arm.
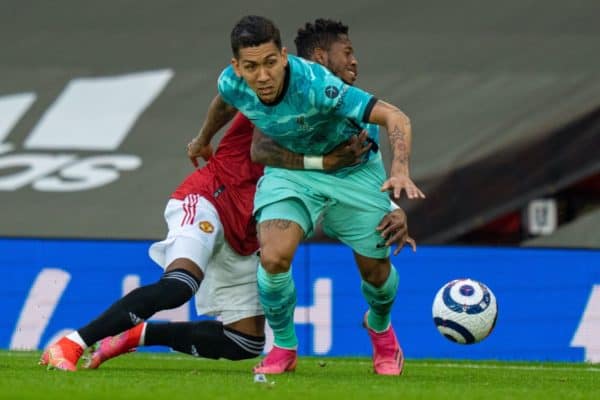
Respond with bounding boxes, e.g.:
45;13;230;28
250;128;372;171
187;94;237;167
368;100;425;200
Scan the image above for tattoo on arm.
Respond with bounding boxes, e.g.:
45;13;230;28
389;125;408;166
370;101;411;170
252;135;304;169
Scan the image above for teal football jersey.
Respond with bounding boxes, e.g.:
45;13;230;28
218;54;380;158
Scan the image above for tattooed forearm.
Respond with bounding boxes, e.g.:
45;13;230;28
386;109;411;174
389;125;408;166
251;134;304;169
368;100;412;175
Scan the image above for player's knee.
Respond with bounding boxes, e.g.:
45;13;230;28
224;330;265;361
259;249;292;274
165;258;204;282
360;261;391;287
227;341;265;360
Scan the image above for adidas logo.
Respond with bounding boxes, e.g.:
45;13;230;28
128;312;144;325
0;69;173;192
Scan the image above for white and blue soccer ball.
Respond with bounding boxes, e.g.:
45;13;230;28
432;278;498;344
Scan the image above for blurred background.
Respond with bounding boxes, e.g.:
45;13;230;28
1;0;599;361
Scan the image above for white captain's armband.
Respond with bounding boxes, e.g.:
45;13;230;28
303;155;324;170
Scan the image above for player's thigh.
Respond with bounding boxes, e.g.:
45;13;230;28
323;203;389;259
257;199;308;272
323;155;388;207
225;315;265;337
195;243;263;329
254;170;326;238
149;195;224;277
165;258;205;282
322;159;391;259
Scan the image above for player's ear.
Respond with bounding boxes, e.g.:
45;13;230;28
312;48;327;65
281;47;288;66
231;58;242;77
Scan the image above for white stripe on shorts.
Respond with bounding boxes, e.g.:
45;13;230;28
181;194;200;226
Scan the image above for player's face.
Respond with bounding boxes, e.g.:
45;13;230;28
232;42;288;104
324;35;358;85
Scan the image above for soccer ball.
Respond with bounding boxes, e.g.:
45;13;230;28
432;278;498;344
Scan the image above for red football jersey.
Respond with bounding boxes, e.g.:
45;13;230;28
171;113;264;255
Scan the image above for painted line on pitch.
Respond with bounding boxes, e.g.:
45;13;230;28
141;355;600;372
415;362;600;373
333;359;600;373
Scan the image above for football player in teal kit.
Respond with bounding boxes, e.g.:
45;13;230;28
188;15;424;376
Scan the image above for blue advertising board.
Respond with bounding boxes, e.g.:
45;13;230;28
1;238;599;362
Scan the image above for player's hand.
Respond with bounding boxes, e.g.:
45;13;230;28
381;174;425;200
376;208;416;255
187;137;213;168
323;130;372;171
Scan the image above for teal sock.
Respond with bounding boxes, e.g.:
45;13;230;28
361;265;399;332
257;264;298;349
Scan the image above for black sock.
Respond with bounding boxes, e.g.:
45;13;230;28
78;269;200;346
145;320;265;360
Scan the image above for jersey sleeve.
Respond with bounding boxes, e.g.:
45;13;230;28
217;65;239;106
314;67;377;123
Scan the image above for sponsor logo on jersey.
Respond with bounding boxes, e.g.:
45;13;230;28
295;115;312;132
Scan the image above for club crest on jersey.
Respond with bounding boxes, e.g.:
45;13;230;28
325;86;339;99
199;221;214;233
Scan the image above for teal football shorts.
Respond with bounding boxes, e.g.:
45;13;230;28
254;154;391;258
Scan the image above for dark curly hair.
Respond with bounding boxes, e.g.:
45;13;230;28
294;19;349;59
230;15;282;59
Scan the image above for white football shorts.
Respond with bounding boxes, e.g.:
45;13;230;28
149;194;263;325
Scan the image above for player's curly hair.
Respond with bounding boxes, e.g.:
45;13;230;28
230;15;282;59
294;19;349;59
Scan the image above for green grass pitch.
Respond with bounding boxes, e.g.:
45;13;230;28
1;351;598;400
